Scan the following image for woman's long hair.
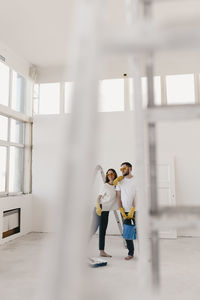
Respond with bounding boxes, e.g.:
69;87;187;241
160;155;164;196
105;168;117;183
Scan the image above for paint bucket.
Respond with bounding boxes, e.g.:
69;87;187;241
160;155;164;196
123;223;136;240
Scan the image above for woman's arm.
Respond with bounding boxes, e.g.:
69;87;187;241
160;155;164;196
97;195;102;204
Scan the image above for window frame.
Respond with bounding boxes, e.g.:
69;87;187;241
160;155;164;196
0;60;32;197
0;60;10;107
0;116;26;196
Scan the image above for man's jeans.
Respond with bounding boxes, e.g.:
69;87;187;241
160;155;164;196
123;213;136;257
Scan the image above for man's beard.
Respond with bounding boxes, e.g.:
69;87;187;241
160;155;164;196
123;171;129;177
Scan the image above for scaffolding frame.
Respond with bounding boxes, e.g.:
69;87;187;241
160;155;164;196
44;1;200;299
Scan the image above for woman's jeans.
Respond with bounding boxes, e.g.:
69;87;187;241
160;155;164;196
90;207;109;251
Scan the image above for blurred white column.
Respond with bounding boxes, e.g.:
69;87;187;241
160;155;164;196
42;1;103;300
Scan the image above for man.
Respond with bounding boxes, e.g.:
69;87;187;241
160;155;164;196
115;162;136;260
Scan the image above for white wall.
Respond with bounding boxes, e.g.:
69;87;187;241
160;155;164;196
32;113;200;236
0;195;32;245
0;40;30;78
157;121;200;236
37;50;200;83
32;115;70;232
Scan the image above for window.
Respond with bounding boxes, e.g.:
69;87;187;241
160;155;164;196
10;119;24;144
166;74;195;105
98;79;124;112
34;83;60;114
65;82;74;113
9;146;24;193
0;115;8;140
0;147;7;192
0;61;9;106
0;116;26;194
11;71;26;113
0;62;32;196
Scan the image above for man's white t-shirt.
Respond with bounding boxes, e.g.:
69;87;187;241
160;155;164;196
99;183;118;211
116;176;136;212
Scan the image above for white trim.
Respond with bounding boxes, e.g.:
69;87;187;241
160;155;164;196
60;81;65;114
194;73;200;104
0;104;32;123
161;75;167;105
5;118;11;194
0;140;24;148
23;123;32;193
124;77;130;111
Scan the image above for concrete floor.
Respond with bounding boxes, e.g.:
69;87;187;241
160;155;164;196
0;233;200;300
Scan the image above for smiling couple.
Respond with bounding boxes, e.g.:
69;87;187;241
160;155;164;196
91;162;136;261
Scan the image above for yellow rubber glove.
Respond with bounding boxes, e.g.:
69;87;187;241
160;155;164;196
119;207;127;220
96;203;102;216
113;176;123;186
127;206;135;219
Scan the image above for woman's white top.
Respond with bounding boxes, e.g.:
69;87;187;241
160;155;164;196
99;183;118;211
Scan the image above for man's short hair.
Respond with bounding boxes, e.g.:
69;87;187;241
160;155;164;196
121;162;132;169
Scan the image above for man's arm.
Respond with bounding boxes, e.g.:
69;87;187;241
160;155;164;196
132;196;136;208
128;194;136;219
117;190;127;219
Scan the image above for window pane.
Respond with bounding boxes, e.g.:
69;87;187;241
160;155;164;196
65;82;74;113
9;147;24;193
0;62;9;106
39;83;60;114
12;71;26;113
10;119;24;144
0;115;8;141
98;79;124;112
0;147;7;192
166;74;195;105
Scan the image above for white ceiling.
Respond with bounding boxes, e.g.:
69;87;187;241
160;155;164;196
0;0;76;67
0;0;200;69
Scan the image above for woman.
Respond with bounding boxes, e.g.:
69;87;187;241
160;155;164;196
90;168;118;257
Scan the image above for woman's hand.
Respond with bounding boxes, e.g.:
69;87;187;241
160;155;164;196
96;203;102;216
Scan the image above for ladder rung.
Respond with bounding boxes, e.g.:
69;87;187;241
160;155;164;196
146;105;200;122
151;206;200;230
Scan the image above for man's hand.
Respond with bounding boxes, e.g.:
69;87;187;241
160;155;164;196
119;207;127;220
113;176;123;186
127;206;135;219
